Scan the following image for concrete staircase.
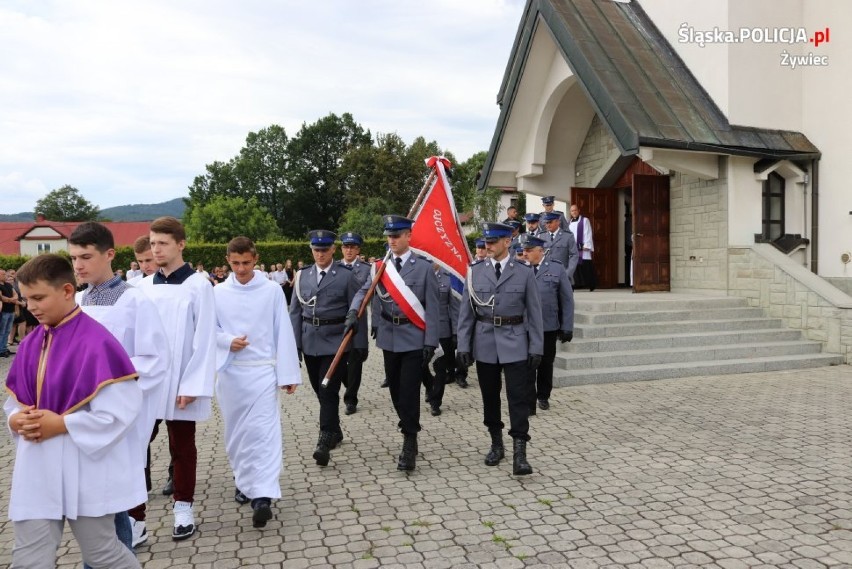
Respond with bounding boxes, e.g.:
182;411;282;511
553;292;843;387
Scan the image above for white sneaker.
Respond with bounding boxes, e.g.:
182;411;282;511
129;517;147;548
172;501;196;541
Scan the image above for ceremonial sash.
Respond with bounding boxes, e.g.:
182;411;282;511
374;259;426;330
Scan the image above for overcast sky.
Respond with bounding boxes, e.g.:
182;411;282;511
0;0;525;213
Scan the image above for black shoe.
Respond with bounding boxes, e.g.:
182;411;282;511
313;431;333;466
345;403;357;415
235;488;250;505
380;379;389;388
251;498;273;528
0;351;10;358
484;432;504;466
538;399;550;411
430;405;441;416
397;434;417;471
456;377;469;389
512;439;533;476
162;477;174;496
329;431;344;449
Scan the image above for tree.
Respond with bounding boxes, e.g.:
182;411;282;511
337;197;387;238
285;113;372;236
34;185;99;221
184;196;279;243
185;125;289;232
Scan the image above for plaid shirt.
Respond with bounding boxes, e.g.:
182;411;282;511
81;275;129;307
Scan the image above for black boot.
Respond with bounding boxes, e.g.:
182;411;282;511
484;431;504;466
313;431;333;466
512;439;533;476
397;433;417;471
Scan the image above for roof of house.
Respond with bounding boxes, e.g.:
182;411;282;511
0;220;152;256
480;0;820;188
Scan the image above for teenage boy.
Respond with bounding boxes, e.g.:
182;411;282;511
214;236;301;527
5;254;143;568
136;216;217;540
69;222;169;549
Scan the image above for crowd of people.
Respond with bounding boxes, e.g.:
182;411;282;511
1;195;595;567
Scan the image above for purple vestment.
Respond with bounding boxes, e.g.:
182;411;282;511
5;306;138;415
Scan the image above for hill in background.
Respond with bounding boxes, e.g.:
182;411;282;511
0;197;186;222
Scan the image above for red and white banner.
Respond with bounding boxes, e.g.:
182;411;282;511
410;156;472;298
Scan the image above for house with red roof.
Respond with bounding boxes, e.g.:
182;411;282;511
0;215;151;256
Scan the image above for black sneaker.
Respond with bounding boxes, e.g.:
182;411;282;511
234;488;250;505
251;498;273;528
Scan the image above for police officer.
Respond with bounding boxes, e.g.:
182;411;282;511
474;238;488;262
513;242;526;263
429;262;460;415
456;222;544;476
507;220;522;249
345;215;439;471
338;232;370;415
524;213;542;237
541;212;579;283
522;236;574;414
290;230;366;467
538;195;571;232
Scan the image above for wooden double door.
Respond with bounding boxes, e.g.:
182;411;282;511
571;173;670;292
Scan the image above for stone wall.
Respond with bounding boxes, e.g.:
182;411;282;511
728;244;852;362
669;159;729;292
574;115;617;187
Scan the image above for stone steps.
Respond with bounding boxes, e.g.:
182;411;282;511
554;293;842;386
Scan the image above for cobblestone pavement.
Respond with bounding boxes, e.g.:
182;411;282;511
1;350;851;568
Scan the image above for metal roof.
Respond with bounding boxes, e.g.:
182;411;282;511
480;0;820;189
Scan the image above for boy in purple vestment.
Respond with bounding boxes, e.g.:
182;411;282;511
4;254;143;569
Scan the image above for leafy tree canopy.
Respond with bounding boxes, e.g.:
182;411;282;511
34;185;100;221
184;195;279;244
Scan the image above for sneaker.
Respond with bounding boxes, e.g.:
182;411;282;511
130;518;148;548
172;501;196;540
234;488;250;505
251;498;273;528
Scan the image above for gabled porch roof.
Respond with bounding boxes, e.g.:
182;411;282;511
480;0;820;189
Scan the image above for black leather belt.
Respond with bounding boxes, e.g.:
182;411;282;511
476;314;524;326
303;316;346;326
381;312;411;325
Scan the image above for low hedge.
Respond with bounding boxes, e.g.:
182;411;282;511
1;236;482;272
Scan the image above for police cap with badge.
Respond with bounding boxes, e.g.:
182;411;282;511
308;230;336;249
383;215;413;236
522;235;547;249
340;232;363;246
524;213;540;224
541;196;556;205
482;222;513;242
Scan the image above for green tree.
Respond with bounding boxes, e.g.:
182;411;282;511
34;185;99;221
185;125;289;231
337;196;387;238
184;196;279;243
285;113;372;236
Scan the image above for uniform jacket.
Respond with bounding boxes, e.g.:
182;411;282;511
532;259;575;333
543;229;579;282
338;259;371;287
538;210;571;232
289;263;366;356
351;253;439;352
457;258;544;364
435;269;460;339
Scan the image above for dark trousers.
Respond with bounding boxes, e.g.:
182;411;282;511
305;354;346;435
431;336;456;406
342;349;362;407
529;330;558;407
477;360;531;441
383;349;423;435
128;420;173;522
166;419;197;503
576;259;598;290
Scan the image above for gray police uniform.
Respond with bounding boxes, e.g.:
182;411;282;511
457;258;544;443
339;259;371;411
538;210;571;232
430;268;461;410
543;229;579;283
289;263;366;443
528;258;574;410
350;252;440;436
